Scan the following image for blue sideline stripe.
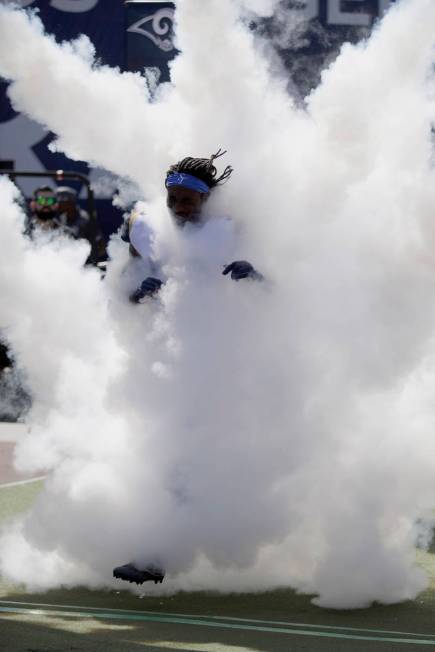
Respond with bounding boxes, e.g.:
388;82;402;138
1;603;435;645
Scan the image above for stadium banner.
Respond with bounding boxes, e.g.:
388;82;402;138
126;0;176;81
0;0;394;230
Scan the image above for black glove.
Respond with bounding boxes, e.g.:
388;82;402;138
129;277;163;303
222;260;263;281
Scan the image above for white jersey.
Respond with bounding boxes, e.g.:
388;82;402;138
129;209;237;280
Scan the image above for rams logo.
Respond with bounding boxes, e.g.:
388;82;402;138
127;8;175;53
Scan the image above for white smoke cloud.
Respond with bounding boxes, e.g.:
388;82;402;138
237;0;281;18
1;0;435;609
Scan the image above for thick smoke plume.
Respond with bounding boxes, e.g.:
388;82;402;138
1;0;435;608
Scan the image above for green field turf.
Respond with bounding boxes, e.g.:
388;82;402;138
1;480;435;651
0;478;44;522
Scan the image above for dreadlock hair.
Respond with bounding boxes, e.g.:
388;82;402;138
166;148;233;189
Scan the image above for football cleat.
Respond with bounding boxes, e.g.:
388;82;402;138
113;563;165;585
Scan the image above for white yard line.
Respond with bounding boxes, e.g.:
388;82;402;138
0;476;46;489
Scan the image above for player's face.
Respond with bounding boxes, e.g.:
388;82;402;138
166;186;206;226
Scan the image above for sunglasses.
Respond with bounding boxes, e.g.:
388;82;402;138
36;196;57;206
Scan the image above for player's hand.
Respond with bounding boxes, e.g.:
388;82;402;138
129;277;163;303
222;260;263;281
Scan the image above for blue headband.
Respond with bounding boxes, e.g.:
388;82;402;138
166;172;210;194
